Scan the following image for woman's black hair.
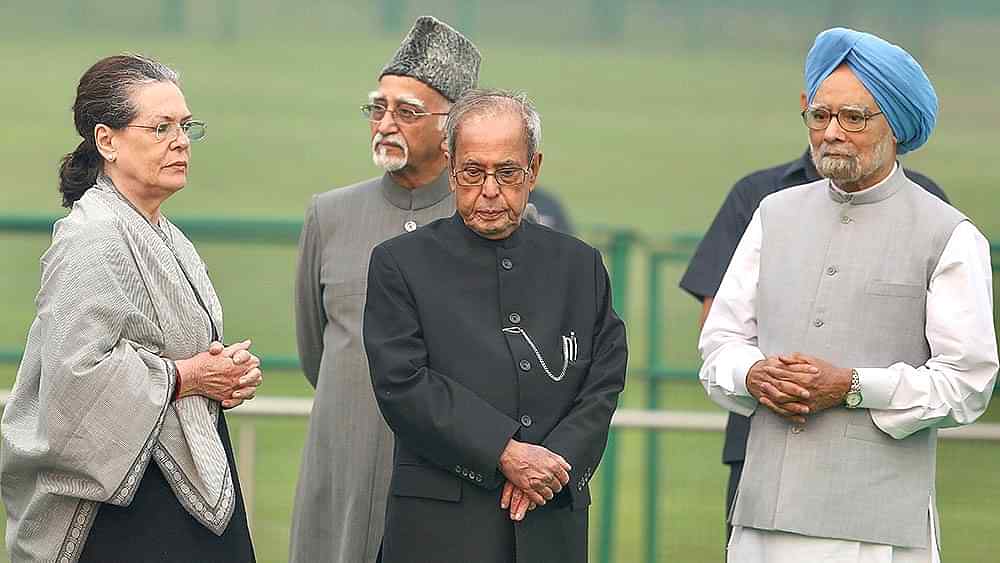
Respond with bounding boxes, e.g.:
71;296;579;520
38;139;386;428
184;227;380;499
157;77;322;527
58;54;179;207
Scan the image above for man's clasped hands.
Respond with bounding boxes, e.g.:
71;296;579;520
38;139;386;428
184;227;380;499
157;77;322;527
745;353;853;425
497;439;572;522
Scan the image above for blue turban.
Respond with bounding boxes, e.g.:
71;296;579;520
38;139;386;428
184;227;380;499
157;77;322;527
804;27;938;154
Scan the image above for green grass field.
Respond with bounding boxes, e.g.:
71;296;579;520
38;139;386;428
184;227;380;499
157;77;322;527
2;4;1000;561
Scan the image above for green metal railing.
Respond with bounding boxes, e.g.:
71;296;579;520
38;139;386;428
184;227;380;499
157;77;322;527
2;213;999;562
596;230;634;563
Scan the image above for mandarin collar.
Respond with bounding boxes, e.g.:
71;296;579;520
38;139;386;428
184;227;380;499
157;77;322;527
380;170;452;210
448;212;525;249
826;163;904;205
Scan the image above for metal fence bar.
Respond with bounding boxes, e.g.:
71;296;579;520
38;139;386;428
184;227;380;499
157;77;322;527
375;0;405;33
4;391;998;438
598;229;634;563
644;253;668;563
161;0;186;33
218;0;239;40
0;214;304;244
2;349;997;392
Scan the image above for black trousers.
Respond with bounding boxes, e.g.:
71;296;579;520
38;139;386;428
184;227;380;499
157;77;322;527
725;461;744;547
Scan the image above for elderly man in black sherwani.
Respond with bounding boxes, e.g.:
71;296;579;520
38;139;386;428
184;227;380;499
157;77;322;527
363;89;628;563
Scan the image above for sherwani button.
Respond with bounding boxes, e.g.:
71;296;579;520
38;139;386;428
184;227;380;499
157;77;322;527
841;215;852;224
501;258;513;270
826;265;838;276
508;312;521;324
455;465;462;473
519;359;531;372
792;426;805;434
520;414;533;427
404;220;417;232
813;318;824;327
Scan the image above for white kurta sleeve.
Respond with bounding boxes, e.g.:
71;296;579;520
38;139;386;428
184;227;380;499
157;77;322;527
857;221;999;439
698;210;765;417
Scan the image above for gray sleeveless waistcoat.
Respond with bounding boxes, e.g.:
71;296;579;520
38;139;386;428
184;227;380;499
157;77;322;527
732;167;966;548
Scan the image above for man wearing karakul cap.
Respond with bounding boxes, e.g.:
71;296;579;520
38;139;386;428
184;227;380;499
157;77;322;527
699;27;997;562
289;16;480;563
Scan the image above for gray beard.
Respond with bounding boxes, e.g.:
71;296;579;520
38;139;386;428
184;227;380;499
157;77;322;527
811;134;893;186
815;153;861;183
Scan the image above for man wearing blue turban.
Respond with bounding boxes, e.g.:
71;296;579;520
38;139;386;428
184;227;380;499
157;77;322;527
804;27;938;155
699;28;997;562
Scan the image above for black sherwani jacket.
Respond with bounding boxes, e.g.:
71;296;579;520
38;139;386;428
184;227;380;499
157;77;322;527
363;213;628;563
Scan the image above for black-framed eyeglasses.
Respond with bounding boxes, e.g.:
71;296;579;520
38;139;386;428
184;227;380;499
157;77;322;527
452;166;532;189
801;107;883;133
126;120;207;142
360;103;448;125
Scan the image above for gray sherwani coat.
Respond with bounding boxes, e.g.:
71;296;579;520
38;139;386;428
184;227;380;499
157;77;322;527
289;171;454;563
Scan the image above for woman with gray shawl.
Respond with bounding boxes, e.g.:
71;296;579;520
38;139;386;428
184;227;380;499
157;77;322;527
1;54;260;562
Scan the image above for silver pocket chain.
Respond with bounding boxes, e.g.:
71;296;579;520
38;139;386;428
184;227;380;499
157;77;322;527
502;326;577;382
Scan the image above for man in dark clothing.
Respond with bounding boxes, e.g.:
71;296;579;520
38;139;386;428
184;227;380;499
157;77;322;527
364;89;627;563
679;148;947;542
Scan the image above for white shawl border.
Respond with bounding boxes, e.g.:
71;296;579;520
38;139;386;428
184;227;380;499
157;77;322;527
109;357;176;507
56;358;176;563
57;499;98;563
153;445;236;536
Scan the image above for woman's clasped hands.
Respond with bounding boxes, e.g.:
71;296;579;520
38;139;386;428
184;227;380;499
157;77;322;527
174;339;264;408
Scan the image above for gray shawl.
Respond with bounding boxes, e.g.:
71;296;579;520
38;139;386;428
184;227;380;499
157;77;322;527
1;178;234;563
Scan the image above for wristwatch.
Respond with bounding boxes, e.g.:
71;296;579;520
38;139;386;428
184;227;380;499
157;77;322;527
844;368;863;408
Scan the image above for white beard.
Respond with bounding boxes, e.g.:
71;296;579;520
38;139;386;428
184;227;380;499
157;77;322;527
372;132;408;172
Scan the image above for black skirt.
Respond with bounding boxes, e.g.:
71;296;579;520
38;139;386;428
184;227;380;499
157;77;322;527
79;412;255;563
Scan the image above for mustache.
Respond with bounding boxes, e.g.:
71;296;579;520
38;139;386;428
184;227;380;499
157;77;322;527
817;143;857;158
372;132;407;151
